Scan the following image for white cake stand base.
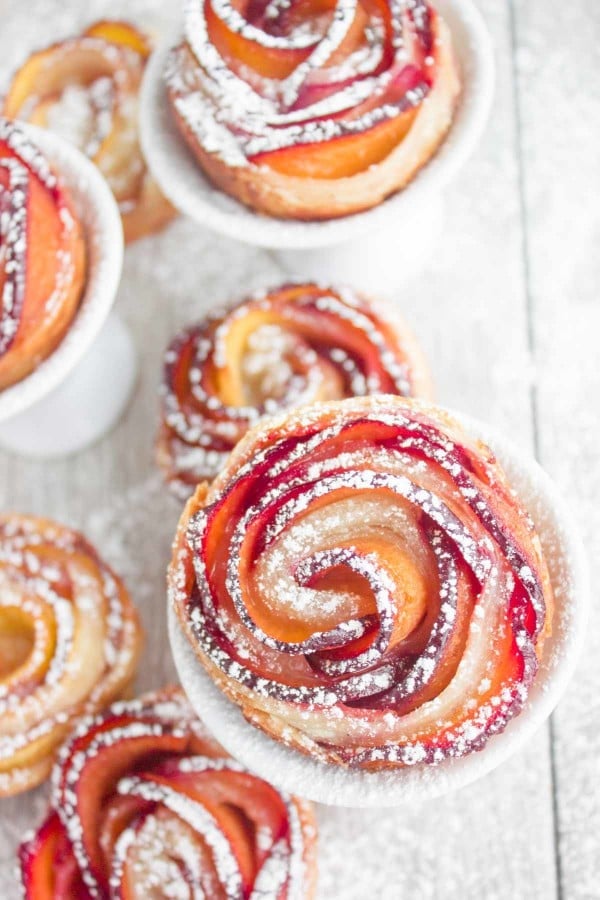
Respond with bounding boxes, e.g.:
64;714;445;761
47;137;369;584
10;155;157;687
274;195;445;294
0;314;136;459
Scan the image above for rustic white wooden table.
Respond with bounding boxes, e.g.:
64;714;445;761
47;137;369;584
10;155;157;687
1;1;598;897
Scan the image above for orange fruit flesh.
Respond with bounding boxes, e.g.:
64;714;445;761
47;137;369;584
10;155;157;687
0;603;56;687
0;147;66;348
21;815;63;900
19;173;62;343
147;771;258;889
69;728;191;879
252;105;417;178
83;20;151;58
232;488;428;645
206;1;310;79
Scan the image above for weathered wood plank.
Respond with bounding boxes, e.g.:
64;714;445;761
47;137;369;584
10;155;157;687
511;1;600;897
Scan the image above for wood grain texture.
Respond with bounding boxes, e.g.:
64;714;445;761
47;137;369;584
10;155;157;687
0;1;595;897
510;2;600;897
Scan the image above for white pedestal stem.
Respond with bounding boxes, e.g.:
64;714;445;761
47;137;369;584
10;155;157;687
0;314;136;459
274;195;445;294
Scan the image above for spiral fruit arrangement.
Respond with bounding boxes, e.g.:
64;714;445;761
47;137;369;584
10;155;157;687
166;0;461;218
0;515;142;796
157;282;430;496
170;396;554;769
19;688;317;898
0;118;85;390
4;20;176;242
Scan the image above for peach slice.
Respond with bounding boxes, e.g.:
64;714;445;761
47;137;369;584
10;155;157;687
83;20;152;58
20;813;85;900
56;723;192;886
206;0;312;79
0;133;85;390
251;64;424;178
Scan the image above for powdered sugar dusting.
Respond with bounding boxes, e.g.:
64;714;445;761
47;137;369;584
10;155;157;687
20;689;314;898
0;117;122;423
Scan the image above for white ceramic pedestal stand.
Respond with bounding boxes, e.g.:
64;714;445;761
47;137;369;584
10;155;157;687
0;126;135;458
274;195;446;292
140;0;493;294
168;412;589;808
0;313;135;458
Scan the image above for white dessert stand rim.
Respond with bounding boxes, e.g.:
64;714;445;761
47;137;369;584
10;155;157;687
0;124;124;424
168;411;589;808
140;0;495;250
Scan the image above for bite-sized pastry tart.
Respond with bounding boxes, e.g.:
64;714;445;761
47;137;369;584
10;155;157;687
157;282;431;497
0;514;142;796
169;396;554;770
0;118;86;391
166;0;461;220
4;20;176;242
19;687;317;899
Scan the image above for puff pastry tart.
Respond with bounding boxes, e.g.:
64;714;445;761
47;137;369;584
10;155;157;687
3;20;176;242
166;0;461;219
157;282;430;497
169;396;554;770
19;688;317;899
0;514;142;796
0;118;86;391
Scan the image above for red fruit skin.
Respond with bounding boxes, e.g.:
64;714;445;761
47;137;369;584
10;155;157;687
20;813;87;900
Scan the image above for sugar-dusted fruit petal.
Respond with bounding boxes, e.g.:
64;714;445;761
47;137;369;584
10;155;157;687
0;119;85;390
83;20;152;58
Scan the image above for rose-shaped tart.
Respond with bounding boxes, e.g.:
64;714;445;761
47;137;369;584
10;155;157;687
3;20;176;243
0;514;142;796
169;396;554;769
19;688;317;898
157;282;431;497
165;0;461;219
0;118;86;391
